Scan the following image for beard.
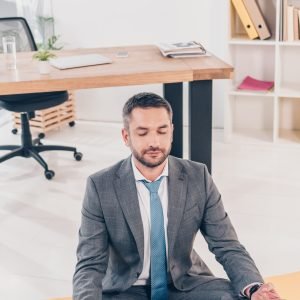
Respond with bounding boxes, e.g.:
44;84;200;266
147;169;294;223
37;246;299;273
131;145;171;168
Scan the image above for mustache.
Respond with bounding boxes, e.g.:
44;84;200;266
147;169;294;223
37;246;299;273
143;147;162;153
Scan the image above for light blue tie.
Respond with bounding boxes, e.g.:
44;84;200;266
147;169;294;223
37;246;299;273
141;177;168;300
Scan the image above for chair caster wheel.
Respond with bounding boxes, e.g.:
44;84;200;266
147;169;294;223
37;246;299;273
69;121;75;127
38;133;45;139
12;128;18;134
45;170;55;180
74;152;83;161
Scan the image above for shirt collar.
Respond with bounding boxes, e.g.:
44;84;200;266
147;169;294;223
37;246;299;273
131;155;169;182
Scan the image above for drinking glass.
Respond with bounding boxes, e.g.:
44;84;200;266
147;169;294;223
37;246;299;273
2;36;17;70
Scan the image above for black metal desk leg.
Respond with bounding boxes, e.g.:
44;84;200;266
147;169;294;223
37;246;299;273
189;80;213;173
163;82;183;158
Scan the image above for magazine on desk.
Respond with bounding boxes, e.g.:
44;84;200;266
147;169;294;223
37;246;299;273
156;41;209;58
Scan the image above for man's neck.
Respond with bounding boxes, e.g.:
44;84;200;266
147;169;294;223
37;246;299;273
133;157;167;182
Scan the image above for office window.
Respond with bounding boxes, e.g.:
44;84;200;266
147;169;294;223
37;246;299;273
1;0;54;46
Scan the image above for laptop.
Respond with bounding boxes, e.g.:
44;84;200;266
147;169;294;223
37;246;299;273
50;54;112;70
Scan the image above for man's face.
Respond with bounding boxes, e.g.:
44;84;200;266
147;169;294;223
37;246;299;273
122;107;173;168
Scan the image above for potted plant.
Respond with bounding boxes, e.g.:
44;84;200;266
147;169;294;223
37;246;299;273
32;49;56;74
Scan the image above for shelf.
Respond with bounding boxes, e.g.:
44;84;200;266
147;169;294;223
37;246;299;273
229;89;274;97
230;0;277;42
280;47;300;98
279;41;300;47
278;97;300;144
228;129;274;144
277;129;300;145
227;0;300;145
278;84;300;98
229;38;276;46
227;95;274;143
229;129;300;146
229;40;300;46
230;46;275;85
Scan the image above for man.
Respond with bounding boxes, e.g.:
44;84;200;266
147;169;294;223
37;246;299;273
73;92;280;300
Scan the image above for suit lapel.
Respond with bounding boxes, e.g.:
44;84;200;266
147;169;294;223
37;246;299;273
114;156;187;265
167;156;188;257
114;157;144;262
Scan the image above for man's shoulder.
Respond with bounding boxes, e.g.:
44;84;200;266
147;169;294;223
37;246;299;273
169;156;207;174
89;157;128;182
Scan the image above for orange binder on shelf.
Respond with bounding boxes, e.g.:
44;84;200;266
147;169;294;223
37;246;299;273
231;0;259;39
242;0;271;40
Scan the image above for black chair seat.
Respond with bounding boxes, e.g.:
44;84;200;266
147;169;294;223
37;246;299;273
0;91;68;112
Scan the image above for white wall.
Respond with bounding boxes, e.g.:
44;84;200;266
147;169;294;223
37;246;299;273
208;0;230;129
0;0;17;17
52;0;229;128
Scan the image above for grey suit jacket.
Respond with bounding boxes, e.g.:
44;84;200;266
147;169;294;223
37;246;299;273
73;156;263;300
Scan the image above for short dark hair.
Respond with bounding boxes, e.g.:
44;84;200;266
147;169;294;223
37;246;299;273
122;92;173;129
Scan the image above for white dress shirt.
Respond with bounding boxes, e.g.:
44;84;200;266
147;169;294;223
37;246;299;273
131;157;169;286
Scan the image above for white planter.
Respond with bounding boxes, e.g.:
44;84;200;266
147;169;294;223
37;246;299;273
38;61;51;75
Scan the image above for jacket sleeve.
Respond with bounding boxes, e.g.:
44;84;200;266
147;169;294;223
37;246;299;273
73;176;109;300
200;165;264;294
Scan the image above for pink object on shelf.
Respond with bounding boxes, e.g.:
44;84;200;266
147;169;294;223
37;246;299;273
238;76;274;91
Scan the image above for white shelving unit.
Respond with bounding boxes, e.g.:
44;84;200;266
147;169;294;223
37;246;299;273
225;0;300;145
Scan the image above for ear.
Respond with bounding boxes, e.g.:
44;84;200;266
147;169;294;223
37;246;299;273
122;128;130;146
171;123;174;142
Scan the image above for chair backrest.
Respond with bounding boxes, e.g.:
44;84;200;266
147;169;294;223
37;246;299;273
0;17;37;53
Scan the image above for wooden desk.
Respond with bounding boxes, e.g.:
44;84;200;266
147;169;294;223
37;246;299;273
0;45;233;172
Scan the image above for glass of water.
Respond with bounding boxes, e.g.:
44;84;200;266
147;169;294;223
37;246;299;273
2;36;17;70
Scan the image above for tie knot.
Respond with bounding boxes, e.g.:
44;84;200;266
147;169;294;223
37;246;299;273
140;176;163;194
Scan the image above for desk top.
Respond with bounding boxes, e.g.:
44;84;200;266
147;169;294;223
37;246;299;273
0;45;233;95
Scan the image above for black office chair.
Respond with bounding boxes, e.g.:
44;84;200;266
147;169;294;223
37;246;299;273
0;17;82;180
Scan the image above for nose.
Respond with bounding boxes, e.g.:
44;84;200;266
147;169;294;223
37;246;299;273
148;132;160;148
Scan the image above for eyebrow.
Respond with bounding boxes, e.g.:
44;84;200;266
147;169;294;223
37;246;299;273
158;125;168;129
136;124;169;131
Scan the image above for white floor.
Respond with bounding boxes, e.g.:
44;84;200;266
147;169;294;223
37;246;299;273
0;121;300;300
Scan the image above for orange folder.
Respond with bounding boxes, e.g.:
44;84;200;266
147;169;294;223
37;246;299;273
242;0;271;40
231;0;259;39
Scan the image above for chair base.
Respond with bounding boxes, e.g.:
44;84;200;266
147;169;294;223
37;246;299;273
0;112;82;179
